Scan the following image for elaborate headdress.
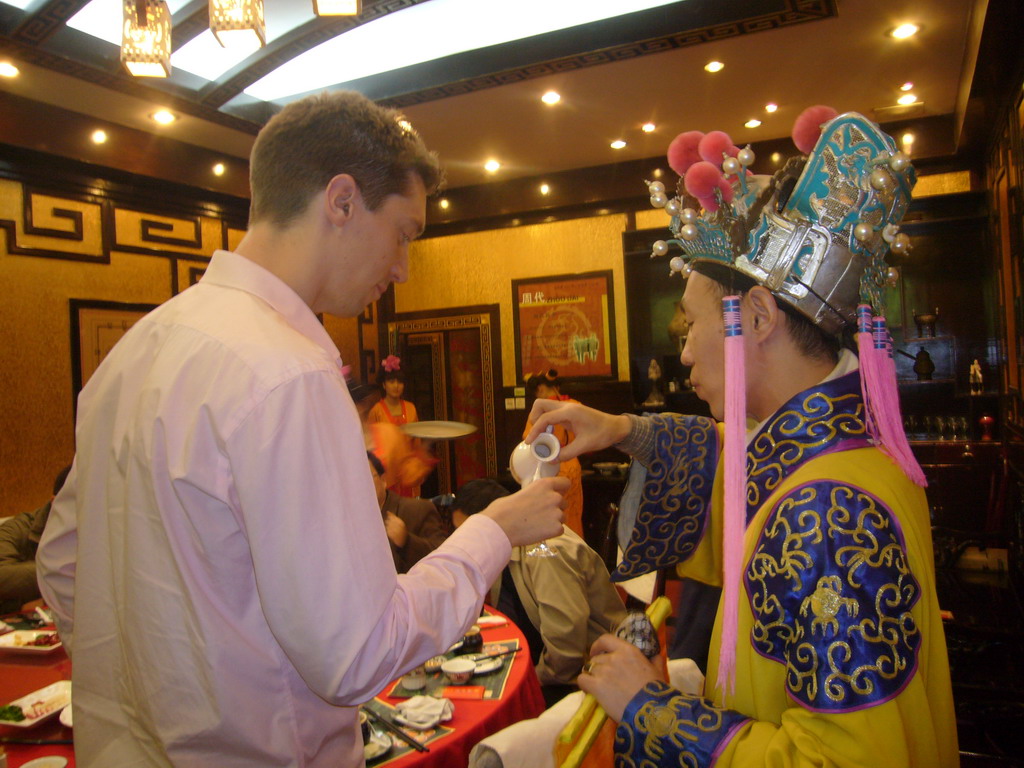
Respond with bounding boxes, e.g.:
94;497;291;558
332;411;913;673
646;106;926;695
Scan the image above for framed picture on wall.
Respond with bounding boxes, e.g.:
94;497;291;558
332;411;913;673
69;299;158;403
511;270;617;382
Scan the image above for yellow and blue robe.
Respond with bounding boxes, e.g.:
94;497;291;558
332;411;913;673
612;371;958;767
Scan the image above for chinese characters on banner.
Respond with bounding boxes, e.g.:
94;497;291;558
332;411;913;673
516;274;613;379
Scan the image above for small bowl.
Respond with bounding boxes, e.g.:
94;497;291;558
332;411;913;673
441;658;476;685
424;655;447;674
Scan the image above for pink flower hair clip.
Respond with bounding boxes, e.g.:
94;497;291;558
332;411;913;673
381;355;402;373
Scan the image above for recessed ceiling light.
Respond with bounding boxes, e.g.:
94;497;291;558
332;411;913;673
770;152;782;164
539;183;550;195
439;198;450;210
610;139;627;149
213;163;226;176
651;167;663;178
744;119;761;128
764;103;778;113
897;93;917;105
641;122;656;133
484;159;501;173
541;91;560;105
704;60;724;73
0;61;19;78
901;133;915;147
91;129;108;144
890;23;919;39
151;109;177;125
900;81;914;91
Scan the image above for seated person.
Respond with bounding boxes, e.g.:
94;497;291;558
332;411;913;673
0;465;71;613
369;452;447;573
452;478;626;705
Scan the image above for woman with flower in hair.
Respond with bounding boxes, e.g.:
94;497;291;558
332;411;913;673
369;355;431;497
523;369;584;538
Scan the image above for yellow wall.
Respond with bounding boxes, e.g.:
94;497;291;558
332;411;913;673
0;178;359;515
398;214;634;387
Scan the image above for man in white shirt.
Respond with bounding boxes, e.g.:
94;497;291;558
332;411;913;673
37;91;566;768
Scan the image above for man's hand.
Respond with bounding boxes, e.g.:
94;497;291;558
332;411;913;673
481;476;568;547
524;400;631;461
578;634;666;722
384;511;408;549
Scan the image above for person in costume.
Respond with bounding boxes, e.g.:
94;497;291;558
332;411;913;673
523;369;585;538
368;354;431;497
525;107;958;767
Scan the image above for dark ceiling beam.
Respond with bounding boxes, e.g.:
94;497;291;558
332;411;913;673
171;0;210;53
11;0;91;45
198;0;431;109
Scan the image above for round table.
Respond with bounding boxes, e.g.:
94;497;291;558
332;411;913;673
0;627;75;768
374;611;545;768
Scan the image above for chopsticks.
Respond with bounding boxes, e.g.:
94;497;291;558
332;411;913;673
0;737;74;744
362;707;429;754
469;647;521;662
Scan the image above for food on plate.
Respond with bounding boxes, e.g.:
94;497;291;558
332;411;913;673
0;704;26;722
13;632;59;647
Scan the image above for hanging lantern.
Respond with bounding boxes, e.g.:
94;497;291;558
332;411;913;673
121;0;171;78
209;0;266;49
313;0;360;15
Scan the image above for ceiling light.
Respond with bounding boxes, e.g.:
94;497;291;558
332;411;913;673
484;159;501;173
91;129;108;144
245;0;682;101
900;81;914;91
539;183;550;195
439;198;450;209
213;162;226;176
770;152;782;164
764;103;778;113
641;122;656;133
610;139;626;149
0;61;19;78
121;0;172;77
150;109;176;125
313;0;360;15
209;0;266;49
704;60;724;73
890;23;919;39
541;91;561;105
901;133;915;148
897;93;917;105
744;119;761;128
651;168;663;178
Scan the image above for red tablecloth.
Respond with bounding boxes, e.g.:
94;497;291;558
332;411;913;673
376;612;545;768
0;636;75;768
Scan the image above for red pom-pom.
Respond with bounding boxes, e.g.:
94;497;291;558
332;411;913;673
698;131;738;166
667;131;705;176
685;161;733;212
792;105;839;153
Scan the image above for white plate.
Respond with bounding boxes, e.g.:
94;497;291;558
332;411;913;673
0;630;62;654
59;704;73;728
1;681;71;728
474;657;503;674
21;758;68;768
364;729;392;761
402;421;478;440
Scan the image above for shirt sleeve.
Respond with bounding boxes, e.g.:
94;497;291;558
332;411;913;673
226;371;510;705
36;466;79;649
518;541;594;686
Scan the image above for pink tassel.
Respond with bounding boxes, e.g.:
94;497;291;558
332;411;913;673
857;305;927;487
856;305;884;442
872;317;928;487
717;296;745;697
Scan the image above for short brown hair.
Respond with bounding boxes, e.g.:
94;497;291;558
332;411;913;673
249;91;444;226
